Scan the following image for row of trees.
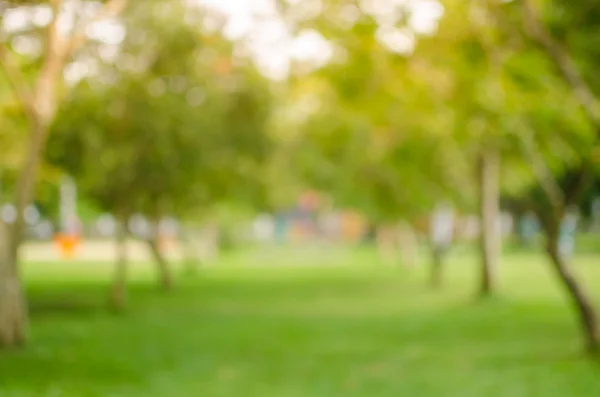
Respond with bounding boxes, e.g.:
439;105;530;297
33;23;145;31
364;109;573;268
0;0;276;346
1;0;600;356
274;0;600;353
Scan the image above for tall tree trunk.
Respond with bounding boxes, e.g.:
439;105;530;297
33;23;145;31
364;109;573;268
148;238;173;291
0;117;50;348
546;226;600;353
430;246;444;288
0;36;61;347
478;149;501;298
148;219;172;291
109;219;128;311
0;222;28;347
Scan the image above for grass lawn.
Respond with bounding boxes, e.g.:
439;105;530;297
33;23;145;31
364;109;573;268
1;246;600;396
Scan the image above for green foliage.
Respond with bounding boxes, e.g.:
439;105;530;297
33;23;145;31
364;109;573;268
286;9;474;222
4;0;600;227
46;2;274;221
283;0;600;227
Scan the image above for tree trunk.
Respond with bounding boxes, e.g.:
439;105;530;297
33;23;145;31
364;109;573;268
430;246;444;288
478;149;501;298
109;219;128;311
0;120;51;346
0;73;55;350
0;222;28;348
148;238;173;291
0;46;60;347
546;228;600;354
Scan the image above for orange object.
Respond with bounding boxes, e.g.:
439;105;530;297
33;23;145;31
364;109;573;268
54;234;80;258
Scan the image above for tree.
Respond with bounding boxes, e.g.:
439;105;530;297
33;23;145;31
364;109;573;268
466;0;600;352
0;0;128;347
521;0;600;353
48;1;274;307
285;13;471;272
415;0;510;296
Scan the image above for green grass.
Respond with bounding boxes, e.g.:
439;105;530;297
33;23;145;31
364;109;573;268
2;246;600;396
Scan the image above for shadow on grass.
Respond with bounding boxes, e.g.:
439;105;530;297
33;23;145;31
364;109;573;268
26;282;168;318
28;296;107;317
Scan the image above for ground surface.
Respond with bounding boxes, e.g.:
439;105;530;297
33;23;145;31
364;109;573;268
1;246;600;396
